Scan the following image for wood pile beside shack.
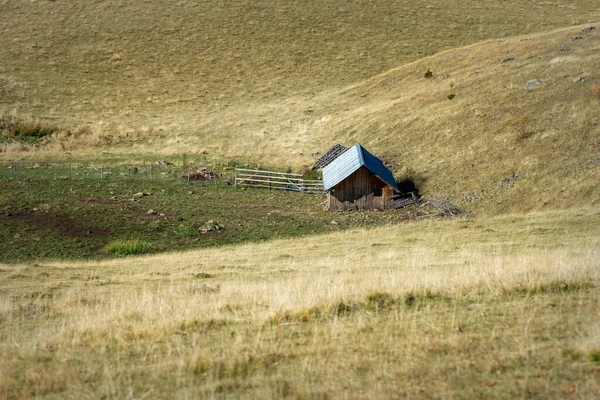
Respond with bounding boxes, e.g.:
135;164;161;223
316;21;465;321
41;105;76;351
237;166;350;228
311;142;349;170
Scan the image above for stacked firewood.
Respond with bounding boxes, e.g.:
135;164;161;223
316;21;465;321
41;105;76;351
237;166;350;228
186;168;217;181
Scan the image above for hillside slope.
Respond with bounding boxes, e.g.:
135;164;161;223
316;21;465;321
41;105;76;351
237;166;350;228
1;0;599;154
316;24;600;213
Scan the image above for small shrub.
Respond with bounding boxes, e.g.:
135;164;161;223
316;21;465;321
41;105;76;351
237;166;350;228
593;86;600;100
394;166;427;193
447;82;455;100
367;292;395;309
149;220;168;232
0;117;57;143
501;281;592;296
174;223;199;236
424;69;433;79
103;239;153;255
589;349;600;363
302;169;322;180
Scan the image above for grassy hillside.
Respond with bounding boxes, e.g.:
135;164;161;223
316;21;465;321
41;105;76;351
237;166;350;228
1;209;599;398
323;24;600;213
1;0;599;154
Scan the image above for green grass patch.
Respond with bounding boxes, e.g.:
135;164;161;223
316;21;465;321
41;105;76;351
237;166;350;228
0;173;419;263
173;223;199;236
103;239;153;255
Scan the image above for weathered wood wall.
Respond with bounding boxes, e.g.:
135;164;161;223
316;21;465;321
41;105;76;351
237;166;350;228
328;166;395;210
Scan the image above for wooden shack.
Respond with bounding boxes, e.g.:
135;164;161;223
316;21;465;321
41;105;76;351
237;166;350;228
323;144;399;211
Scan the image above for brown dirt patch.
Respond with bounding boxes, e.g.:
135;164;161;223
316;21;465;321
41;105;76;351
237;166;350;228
3;211;110;239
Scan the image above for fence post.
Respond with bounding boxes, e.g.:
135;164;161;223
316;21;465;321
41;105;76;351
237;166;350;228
150;164;153;181
100;164;103;180
268;171;272;190
234;169;237;188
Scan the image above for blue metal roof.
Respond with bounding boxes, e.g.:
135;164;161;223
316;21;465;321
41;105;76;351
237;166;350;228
323;143;400;192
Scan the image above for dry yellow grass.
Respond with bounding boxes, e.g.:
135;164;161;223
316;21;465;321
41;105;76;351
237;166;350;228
1;209;599;398
1;0;599;159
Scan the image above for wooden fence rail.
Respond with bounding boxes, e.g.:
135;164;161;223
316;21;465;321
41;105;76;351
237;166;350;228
234;168;324;194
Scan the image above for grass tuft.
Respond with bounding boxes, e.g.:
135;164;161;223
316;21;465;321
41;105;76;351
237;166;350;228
0;117;57;144
500;281;593;296
102;239;153;255
589;349;600;363
173;223;199;236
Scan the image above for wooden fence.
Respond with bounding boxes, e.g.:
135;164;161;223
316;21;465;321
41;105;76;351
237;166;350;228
234;168;324;194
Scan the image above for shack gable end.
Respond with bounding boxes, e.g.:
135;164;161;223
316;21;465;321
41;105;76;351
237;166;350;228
329;166;395;210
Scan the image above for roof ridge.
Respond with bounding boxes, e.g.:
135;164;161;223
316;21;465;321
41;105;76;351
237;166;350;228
355;143;365;166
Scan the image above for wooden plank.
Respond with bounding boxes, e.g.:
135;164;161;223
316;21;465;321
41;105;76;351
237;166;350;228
236;177;322;187
235;168;324;194
237;183;323;193
235;168;303;177
236;173;322;184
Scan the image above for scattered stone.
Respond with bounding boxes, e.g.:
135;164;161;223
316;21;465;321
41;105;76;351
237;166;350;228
133;191;151;198
5;212;13;217
464;193;478;202
199;220;223;234
159;213;166;217
587;157;600;169
360;93;369;98
500;57;515;64
440;74;450;80
526;79;541;89
147;209;157;215
155;160;173;166
569;36;583;42
573;77;585;83
330;220;338;225
499;172;519;191
578;26;595;35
